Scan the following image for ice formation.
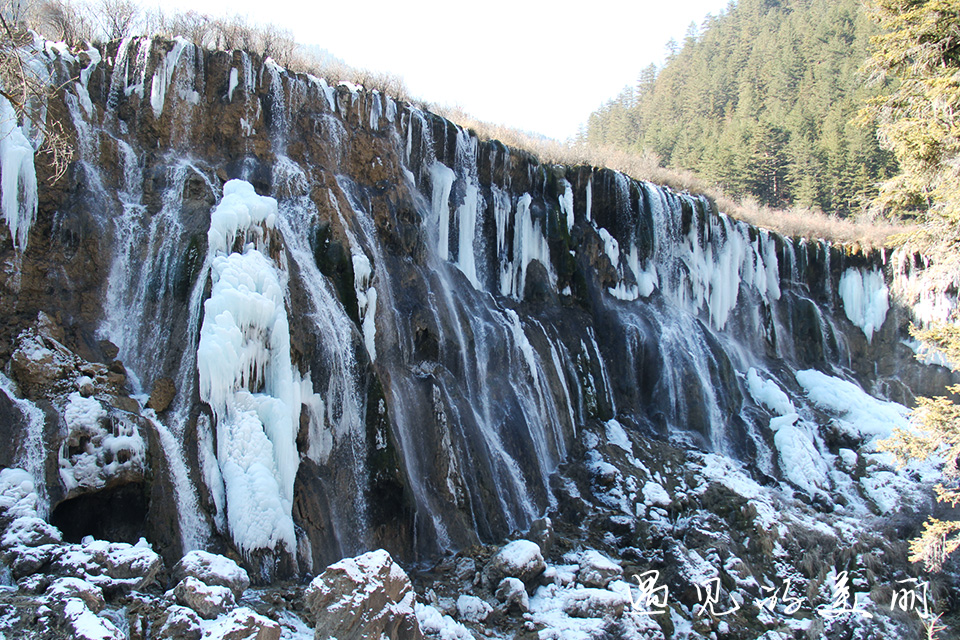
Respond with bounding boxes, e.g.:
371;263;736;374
746;368;795;416
352;252;378;362
0;95;38;251
150;38;189;118
430;161;455;262
58;392;145;493
197;180;300;557
795;368;909;442
838;267;889;342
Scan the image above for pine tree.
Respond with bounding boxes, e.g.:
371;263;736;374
865;0;960;572
859;0;960;224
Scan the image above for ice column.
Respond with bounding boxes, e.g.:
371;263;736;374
196;180;300;556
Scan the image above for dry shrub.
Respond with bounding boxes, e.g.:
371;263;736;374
286;48;411;102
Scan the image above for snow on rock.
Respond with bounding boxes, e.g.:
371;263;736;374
860;470;902;514
172;550;250;599
838;268;889;342
77;375;96;397
1;516;61;548
0;468;41;519
561;587;629;618
455;594;491;623
415;602;473;640
494;577;529;612
173;575;235;619
9;331;71;394
642;481;671;508
773;423;829;493
304;549;421;639
156;605;203;640
746;368;795;416
795;369;910;443
484;539;545;589
577;550;622;588
60;597;124;640
58;392;146;493
48;539;162;591
0;94;38;252
604;419;633;454
46;577;105;613
198;179;301;558
838;448;858;472
202;606;281;640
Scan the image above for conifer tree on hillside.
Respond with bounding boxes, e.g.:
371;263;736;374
866;0;960;573
584;0;897;215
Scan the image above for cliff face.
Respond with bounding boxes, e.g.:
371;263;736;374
0;35;954;587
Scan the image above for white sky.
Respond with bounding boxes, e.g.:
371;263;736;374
163;0;732;141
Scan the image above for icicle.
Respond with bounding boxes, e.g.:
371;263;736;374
430;161;455;261
0;96;38;252
838;268;889;343
150;38;188;118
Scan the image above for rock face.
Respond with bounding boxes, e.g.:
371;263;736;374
0;34;956;604
304;549;422;640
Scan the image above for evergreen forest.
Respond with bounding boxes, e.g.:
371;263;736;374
583;0;897;215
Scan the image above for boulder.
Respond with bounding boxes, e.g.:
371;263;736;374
526;516;555;555
146;377;176;413
484;539;545;590
156;605;203;640
1;516;63;548
204;607;280;640
59;597;124;640
5;544;57;578
456;594;492;623
46;577;105;613
10;333;70;396
98;340;120;362
577;550;622;588
174;575;236;619
77;376;96;397
495;577;529;613
304;549;422;640
86;539;163;589
452;556;476;585
173;550;250;599
46;540;162;591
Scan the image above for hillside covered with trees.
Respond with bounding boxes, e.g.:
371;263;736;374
583;0;897;215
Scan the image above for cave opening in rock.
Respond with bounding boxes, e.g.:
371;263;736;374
50;484;149;544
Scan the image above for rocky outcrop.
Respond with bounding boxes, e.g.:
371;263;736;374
304;549;422;640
